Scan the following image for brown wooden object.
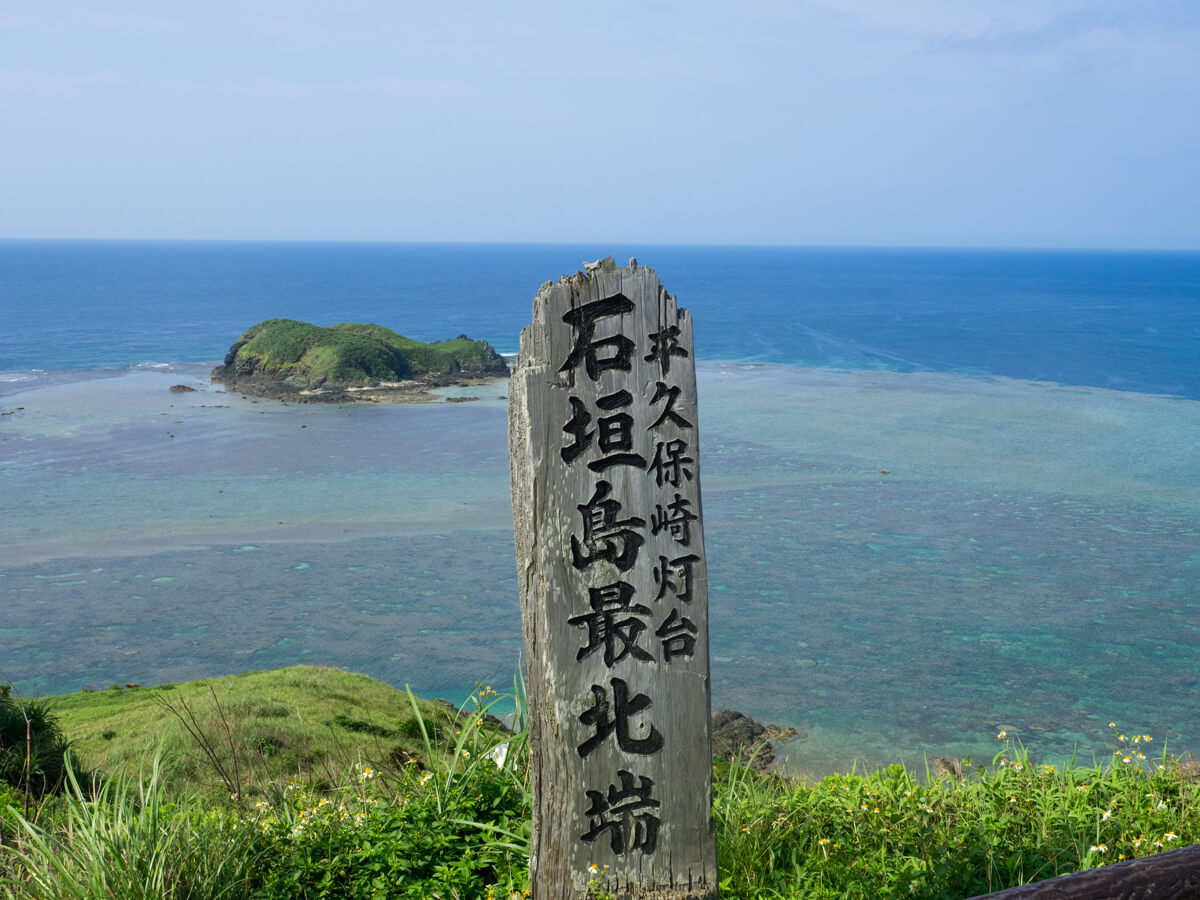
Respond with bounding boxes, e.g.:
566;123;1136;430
968;842;1200;899
509;257;718;899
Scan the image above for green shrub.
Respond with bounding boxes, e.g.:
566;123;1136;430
0;695;82;798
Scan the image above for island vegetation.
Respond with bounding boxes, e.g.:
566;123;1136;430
2;666;1199;898
210;319;509;402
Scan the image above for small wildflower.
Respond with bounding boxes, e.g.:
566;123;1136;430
997;730;1007;739
1088;844;1107;854
1101;809;1113;822
1165;832;1179;842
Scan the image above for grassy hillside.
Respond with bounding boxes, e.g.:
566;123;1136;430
47;666;505;799
4;667;1200;898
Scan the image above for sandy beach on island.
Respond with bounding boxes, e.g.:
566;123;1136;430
3;361;1199;775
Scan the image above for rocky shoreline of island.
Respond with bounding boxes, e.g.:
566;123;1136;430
207;369;509;404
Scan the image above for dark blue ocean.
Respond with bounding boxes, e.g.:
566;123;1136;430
5;241;1199;398
2;241;1199;775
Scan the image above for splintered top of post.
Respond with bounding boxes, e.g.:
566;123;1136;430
508;256;717;897
516;256;691;391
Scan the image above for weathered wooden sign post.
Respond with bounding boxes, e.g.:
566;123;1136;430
509;257;718;899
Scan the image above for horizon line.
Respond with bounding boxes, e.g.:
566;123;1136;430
2;236;1199;255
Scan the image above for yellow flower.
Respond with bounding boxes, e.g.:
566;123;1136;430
997;730;1007;739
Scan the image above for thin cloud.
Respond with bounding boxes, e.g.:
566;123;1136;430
0;5;180;36
930;1;1200;55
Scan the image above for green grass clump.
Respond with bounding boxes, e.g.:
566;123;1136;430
4;669;1198;899
713;727;1200;898
2;754;260;900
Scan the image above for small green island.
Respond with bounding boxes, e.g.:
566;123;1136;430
210;318;510;402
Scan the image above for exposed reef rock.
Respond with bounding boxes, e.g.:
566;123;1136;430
210;318;509;403
928;756;965;781
712;709;800;772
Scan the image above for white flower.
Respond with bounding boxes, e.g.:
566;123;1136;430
1101;809;1112;821
1089;844;1108;854
488;743;509;768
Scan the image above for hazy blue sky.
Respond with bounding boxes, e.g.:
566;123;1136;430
3;1;1198;248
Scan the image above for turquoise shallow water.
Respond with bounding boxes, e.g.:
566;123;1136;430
2;361;1197;775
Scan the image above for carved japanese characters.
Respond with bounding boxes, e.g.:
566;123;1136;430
509;258;717;899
